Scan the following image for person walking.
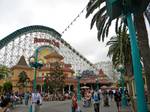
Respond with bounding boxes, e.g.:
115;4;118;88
72;92;78;112
92;89;100;112
31;91;42;112
114;90;122;112
24;91;30;105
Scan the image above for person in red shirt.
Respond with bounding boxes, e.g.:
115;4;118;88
72;92;78;112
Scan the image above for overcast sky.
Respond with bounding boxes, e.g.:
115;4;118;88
0;0;149;64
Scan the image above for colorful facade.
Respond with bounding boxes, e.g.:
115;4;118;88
10;46;112;93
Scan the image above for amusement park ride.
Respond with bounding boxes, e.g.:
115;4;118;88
0;25;96;73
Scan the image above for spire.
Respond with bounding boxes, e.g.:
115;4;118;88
17;55;28;67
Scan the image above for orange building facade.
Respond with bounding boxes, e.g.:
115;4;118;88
10;46;112;93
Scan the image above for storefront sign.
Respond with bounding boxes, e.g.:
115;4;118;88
34;38;60;48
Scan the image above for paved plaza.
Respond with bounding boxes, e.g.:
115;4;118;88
12;99;132;112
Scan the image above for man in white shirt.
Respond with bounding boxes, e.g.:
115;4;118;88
31;91;42;112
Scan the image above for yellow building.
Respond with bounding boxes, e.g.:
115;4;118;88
10;48;74;93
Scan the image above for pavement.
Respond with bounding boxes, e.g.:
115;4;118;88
11;99;132;112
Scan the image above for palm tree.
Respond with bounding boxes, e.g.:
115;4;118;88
86;0;150;102
134;13;150;102
86;0;149;41
106;23;132;75
3;81;12;93
106;24;136;111
106;24;131;74
0;65;10;79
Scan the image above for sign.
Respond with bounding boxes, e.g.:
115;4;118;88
34;38;60;48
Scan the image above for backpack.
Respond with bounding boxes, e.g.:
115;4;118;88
93;92;100;101
36;99;40;105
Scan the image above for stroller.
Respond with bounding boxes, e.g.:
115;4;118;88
103;95;109;106
83;97;91;107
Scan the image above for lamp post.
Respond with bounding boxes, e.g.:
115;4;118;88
95;77;99;91
29;49;44;92
75;71;82;101
29;49;44;112
43;77;47;93
117;64;127;107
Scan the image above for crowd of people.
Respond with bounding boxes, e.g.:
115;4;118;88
71;87;130;112
0;87;130;112
0;90;42;112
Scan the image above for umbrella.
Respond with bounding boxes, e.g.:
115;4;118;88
81;86;89;89
101;85;108;89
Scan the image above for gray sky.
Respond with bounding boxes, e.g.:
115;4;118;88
0;0;149;64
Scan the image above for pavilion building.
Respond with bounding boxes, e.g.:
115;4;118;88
10;49;112;93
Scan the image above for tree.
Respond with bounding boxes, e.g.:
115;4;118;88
86;0;149;41
0;65;10;79
48;62;65;94
18;71;29;87
106;25;136;111
3;81;12;92
86;0;150;103
106;24;132;69
134;13;150;102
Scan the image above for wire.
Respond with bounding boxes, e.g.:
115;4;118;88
61;6;86;35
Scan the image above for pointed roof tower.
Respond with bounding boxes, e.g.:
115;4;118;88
11;55;31;70
17;55;28;67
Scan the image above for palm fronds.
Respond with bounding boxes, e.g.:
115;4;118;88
106;24;131;67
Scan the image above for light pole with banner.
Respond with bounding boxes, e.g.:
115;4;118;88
74;71;82;101
28;48;44;112
29;49;44;92
95;77;100;91
117;64;127;107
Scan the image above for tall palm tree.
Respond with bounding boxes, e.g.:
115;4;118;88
86;0;149;41
106;24;136;111
134;13;150;102
106;23;132;74
86;0;150;102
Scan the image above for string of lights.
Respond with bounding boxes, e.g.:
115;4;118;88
61;6;86;35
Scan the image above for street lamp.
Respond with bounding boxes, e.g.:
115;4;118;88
95;77;100;91
29;48;44;92
43;76;47;93
29;49;44;112
117;64;127;107
74;71;82;101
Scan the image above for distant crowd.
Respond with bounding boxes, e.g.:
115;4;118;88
71;87;130;112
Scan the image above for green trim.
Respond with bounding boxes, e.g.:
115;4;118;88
0;25;61;49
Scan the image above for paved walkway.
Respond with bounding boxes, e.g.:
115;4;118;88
11;99;132;112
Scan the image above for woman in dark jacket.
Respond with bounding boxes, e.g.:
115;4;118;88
114;91;122;112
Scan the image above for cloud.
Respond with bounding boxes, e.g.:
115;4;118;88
1;0;149;65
